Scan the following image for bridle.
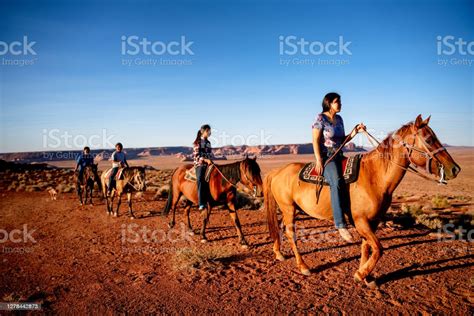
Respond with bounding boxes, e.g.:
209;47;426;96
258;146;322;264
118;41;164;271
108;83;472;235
397;127;448;184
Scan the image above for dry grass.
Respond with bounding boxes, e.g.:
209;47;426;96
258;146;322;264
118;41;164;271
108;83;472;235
172;246;237;272
432;195;450;209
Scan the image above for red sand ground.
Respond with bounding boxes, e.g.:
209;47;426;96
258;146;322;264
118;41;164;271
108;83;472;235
0;148;473;314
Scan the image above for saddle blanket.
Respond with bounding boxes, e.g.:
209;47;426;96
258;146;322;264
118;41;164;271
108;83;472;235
184;165;215;183
103;168;125;180
299;154;363;185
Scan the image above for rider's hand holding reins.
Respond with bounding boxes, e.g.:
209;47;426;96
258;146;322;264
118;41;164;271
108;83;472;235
349;123;366;139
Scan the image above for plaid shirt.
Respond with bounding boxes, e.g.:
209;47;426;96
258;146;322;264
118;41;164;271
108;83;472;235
193;138;213;167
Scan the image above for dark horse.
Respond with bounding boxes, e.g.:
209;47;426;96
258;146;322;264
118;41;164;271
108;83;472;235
75;164;101;206
163;157;263;248
101;167;146;218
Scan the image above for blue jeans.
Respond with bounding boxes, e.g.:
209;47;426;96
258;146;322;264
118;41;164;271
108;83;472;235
196;165;208;208
323;157;348;229
108;167;119;193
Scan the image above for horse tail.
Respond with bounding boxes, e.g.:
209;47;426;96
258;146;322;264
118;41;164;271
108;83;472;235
162;169;176;216
264;171;279;242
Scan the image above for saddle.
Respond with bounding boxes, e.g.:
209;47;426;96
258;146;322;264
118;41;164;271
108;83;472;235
184;165;215;183
103;168;126;181
299;154;363;185
299;154;363;203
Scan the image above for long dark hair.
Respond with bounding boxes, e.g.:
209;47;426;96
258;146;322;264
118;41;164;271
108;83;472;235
322;92;341;112
193;124;211;145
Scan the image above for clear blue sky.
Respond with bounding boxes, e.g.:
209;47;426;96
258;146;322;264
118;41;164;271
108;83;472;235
0;0;472;152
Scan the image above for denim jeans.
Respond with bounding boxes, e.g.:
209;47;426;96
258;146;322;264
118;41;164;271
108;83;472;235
108;167;119;192
196;165;208;208
323;157;348;229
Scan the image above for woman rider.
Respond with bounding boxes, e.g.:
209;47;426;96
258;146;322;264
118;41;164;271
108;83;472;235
193;124;214;211
312;92;365;242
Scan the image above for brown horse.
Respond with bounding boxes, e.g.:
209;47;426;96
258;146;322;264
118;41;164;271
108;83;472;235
75;164;100;206
264;115;460;285
162;157;263;247
101;167;146;218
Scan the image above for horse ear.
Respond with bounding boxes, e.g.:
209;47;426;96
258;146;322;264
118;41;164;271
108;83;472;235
423;115;431;126
252;156;257;161
414;114;423;128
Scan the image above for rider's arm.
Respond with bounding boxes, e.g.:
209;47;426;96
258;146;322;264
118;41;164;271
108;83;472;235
124;156;130;168
312;128;323;163
193;142;204;165
74;156;81;172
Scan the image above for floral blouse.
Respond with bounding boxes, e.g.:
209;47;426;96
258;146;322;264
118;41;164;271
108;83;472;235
312;113;346;158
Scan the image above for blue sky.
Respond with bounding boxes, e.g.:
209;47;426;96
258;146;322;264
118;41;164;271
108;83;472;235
0;0;472;152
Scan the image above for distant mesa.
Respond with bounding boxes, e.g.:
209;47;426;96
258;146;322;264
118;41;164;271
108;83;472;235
0;143;367;163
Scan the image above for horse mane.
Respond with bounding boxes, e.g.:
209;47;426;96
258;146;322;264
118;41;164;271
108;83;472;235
376;121;413;155
367;121;414;170
217;161;241;185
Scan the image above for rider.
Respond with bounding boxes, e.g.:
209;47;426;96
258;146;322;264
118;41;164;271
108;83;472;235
193;124;214;211
107;142;129;196
74;146;94;184
312;92;365;242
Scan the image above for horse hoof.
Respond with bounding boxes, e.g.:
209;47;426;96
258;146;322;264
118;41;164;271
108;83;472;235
275;253;285;262
300;268;311;276
200;238;208;243
113;213;118;217
130;216;135;220
240;243;249;249
365;280;378;289
354;271;364;283
187;230;195;236
168;223;175;229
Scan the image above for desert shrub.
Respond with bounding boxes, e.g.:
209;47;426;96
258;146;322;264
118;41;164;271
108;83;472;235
414;214;444;229
431;195;450;209
172;246;236;272
401;203;423;217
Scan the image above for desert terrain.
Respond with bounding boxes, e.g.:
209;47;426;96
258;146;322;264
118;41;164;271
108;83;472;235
0;148;473;314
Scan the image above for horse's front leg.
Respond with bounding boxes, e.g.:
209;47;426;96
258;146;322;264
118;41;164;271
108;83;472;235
184;201;193;234
226;193;248;249
354;218;383;288
127;192;135;219
114;192;122;217
84;184;89;206
77;184;83;206
88;183;94;205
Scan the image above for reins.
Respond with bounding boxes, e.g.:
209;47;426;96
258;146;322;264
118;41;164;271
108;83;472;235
322;126;447;185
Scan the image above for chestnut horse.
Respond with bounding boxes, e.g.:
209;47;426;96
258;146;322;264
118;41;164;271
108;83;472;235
101;167;146;218
162;157;263;247
265;115;460;285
